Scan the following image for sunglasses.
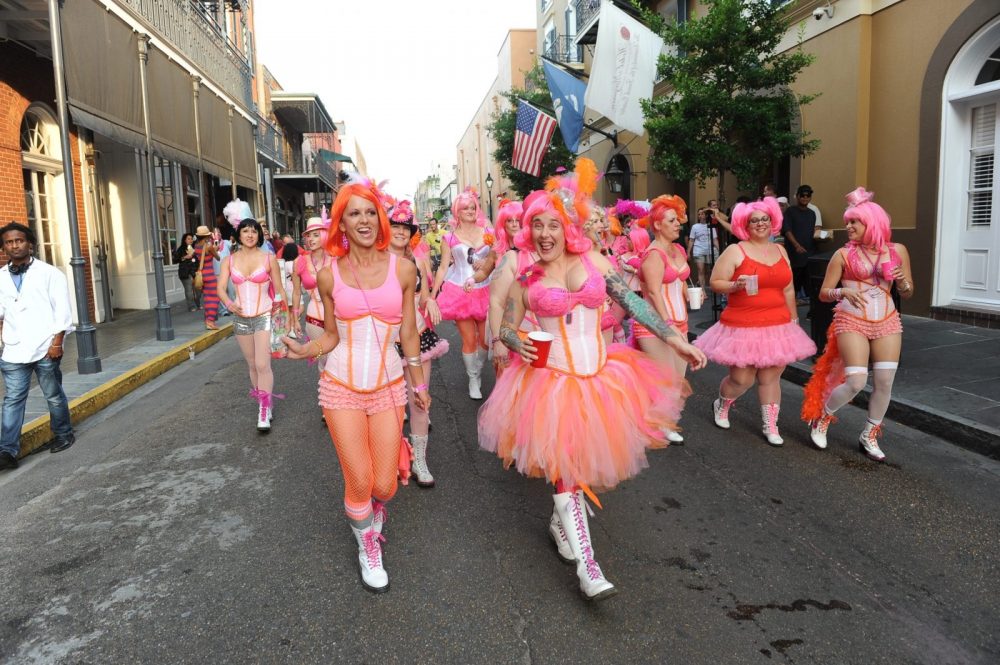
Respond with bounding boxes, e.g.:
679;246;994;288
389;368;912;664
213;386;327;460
467;249;476;265
748;216;772;226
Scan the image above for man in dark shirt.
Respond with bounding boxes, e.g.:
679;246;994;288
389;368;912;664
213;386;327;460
783;185;819;303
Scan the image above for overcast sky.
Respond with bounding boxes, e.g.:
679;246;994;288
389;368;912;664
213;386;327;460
253;0;536;202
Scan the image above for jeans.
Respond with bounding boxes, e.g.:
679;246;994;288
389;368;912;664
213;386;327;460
180;276;200;310
0;356;73;456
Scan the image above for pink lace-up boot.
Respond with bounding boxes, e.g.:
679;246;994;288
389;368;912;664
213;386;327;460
553;490;617;601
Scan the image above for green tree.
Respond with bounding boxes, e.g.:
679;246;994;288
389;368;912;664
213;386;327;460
488;65;575;199
637;0;819;202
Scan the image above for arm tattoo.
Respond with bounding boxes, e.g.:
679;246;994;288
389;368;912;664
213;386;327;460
499;296;524;352
605;271;677;342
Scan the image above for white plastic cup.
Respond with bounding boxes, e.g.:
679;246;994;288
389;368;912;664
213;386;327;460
745;274;759;296
687;286;703;310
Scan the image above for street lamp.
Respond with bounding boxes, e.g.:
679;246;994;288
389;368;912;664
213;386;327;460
485;173;494;219
605;159;624;195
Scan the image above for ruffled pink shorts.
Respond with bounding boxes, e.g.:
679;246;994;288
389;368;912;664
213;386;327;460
833;310;903;340
318;377;407;416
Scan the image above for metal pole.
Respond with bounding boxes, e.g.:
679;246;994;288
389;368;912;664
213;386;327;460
192;77;208;229
228;106;237;200
137;35;174;341
48;0;101;373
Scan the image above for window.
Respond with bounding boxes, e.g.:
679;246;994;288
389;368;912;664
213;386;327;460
541;0;552;13
20;107;62;266
543;18;556;59
969;104;996;229
154;157;177;263
182;167;202;233
976;46;1000;86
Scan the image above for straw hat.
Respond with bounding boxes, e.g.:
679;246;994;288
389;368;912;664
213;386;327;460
304;216;328;234
194;225;212;237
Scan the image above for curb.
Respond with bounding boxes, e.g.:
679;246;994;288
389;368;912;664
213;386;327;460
19;324;233;457
783;362;1000;460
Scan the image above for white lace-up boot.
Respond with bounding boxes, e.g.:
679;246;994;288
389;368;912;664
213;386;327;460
760;403;783;446
410;435;435;487
553;490;617;601
350;524;389;593
810;412;835;450
665;429;685;444
548;507;575;564
462;353;482;399
858;420;886;462
713;396;735;429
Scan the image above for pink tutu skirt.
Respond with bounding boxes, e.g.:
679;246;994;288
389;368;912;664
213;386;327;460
437;281;488;321
694;321;817;368
478;344;690;491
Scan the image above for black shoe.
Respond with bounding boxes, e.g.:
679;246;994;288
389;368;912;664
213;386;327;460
50;435;75;454
0;451;19;470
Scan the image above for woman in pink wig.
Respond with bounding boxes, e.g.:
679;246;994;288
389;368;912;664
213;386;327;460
695;196;816;446
633;195;701;444
387;200;447;486
291;211;334;368
479;158;705;602
431;188;493;399
467;199;539;377
802;187;913;461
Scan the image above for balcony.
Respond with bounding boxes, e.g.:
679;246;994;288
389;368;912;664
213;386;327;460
255;111;286;169
575;0;653;46
544;35;584;65
118;0;253;110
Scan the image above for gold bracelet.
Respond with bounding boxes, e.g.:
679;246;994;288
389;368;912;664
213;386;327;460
313;340;324;359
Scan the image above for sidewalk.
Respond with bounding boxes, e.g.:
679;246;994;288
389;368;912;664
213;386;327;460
689;300;1000;459
5;303;233;457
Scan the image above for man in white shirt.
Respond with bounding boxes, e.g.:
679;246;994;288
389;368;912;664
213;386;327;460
0;222;75;470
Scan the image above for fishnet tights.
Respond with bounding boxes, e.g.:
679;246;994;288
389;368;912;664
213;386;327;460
324;406;404;521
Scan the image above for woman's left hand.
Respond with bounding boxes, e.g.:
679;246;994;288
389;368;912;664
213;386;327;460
414;389;432;411
425;299;442;326
463;277;475;293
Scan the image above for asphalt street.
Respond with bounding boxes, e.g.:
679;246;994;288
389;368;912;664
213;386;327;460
1;328;998;665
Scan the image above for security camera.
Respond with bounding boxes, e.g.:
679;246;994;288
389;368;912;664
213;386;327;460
813;4;833;20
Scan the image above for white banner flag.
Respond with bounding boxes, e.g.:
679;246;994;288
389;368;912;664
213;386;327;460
584;1;664;136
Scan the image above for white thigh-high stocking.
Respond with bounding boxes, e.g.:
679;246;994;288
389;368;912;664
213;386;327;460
824;366;868;414
868;361;898;424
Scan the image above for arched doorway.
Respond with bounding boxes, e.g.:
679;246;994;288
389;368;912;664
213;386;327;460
935;16;1000;313
605;153;632;201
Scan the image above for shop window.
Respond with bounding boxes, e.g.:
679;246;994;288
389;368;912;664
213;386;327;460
20;107;62;266
154;157;177;264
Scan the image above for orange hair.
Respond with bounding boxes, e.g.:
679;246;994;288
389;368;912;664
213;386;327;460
607;208;623;236
648;194;688;227
325;183;391;257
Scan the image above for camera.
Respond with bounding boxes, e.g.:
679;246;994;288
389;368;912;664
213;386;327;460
813;6;833;20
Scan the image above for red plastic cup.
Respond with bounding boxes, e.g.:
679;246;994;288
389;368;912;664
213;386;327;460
880;261;896;281
528;331;554;368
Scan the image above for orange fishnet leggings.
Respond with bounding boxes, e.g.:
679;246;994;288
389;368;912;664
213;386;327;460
324;406;404;522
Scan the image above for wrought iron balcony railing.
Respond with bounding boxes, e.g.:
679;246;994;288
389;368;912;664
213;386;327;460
118;0;253;111
276;149;338;190
255;111;286;169
576;0;602;43
543;35;584;65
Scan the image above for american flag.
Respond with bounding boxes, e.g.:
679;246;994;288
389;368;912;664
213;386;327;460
512;101;557;177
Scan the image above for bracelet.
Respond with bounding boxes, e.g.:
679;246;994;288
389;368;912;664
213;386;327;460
50;344;62;348
412;383;429;392
312;340;324;359
406;359;423;367
830;288;844;301
898;281;912;293
491;336;502;345
404;355;421;364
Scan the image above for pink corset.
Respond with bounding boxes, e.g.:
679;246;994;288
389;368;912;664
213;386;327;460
837;244;900;322
535;304;607;377
230;256;273;317
642;246;690;324
323;253;404;391
296;253;333;319
525;254;606;318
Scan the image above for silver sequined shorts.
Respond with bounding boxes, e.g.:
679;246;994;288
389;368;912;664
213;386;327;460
233;313;272;336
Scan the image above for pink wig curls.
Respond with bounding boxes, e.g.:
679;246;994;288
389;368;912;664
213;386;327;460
493;199;523;255
730;196;784;241
514;158;600;255
844;187;891;249
629;227;651;256
450;186;489;228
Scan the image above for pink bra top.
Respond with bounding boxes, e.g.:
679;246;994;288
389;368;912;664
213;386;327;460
295;253;333;291
525;253;606;318
229;255;272;317
645;245;690;283
330;253;402;322
841;243;902;285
